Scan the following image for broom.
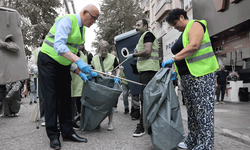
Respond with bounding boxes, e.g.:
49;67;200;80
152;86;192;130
29;78;40;129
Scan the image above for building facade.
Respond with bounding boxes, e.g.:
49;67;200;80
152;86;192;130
140;0;250;101
58;0;76;16
193;0;250;96
140;0;193;62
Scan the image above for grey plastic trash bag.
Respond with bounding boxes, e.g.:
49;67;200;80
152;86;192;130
80;75;122;131
3;81;22;116
143;68;185;150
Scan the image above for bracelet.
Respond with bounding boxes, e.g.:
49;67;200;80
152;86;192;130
172;55;177;61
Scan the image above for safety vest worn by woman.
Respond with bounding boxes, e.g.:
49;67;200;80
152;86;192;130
91;53;115;72
136;31;160;73
71;51;89;97
175;20;219;77
41;14;85;66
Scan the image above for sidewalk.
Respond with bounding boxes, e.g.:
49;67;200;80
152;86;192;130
178;92;250;143
0;93;250;150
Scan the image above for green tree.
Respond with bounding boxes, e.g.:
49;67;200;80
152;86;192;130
2;0;62;55
92;0;144;53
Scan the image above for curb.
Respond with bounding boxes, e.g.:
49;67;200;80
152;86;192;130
181;116;250;144
221;128;250;143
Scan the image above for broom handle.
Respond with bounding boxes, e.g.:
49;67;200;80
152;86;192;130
91;69;146;86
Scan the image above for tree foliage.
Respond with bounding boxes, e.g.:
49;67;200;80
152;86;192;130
2;0;62;55
92;0;144;53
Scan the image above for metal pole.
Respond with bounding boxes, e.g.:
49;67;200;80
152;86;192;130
91;69;146;86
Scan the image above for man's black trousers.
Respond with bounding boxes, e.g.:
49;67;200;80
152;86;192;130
38;52;74;140
216;83;227;102
139;71;157;126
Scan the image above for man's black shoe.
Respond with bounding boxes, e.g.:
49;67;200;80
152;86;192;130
124;108;129;114
63;134;87;143
95;124;100;130
50;139;61;150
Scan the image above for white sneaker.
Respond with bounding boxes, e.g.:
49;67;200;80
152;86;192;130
215;102;220;105
107;122;114;131
178;142;188;149
41;122;45;127
114;107;118;113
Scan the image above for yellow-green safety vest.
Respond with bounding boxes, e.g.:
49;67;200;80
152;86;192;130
120;70;127;84
91;53;115;72
136;31;160;73
32;47;41;78
175;20;219;77
41;14;85;66
71;51;89;97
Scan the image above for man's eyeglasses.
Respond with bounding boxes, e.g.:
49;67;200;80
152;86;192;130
87;11;98;21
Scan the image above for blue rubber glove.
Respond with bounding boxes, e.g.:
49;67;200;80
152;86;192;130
88;71;98;79
114;75;119;83
162;58;174;68
171;72;177;81
75;59;92;74
126;54;134;61
79;72;88;82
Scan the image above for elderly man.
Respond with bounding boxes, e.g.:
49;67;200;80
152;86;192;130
38;4;99;150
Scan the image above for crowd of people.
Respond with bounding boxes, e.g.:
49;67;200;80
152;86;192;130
1;4;224;150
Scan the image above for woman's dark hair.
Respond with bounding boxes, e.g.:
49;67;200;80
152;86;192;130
165;8;189;25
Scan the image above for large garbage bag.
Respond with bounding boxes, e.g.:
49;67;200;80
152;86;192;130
143;68;185;150
0;85;6;113
3;81;22;116
80;75;122;131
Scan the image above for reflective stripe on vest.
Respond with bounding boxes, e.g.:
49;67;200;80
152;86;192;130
46;32;78;49
137;49;159;61
186;42;213;63
138;55;159;61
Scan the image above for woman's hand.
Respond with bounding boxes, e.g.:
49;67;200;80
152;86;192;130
161;58;174;68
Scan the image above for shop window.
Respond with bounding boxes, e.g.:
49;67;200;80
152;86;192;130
184;0;192;10
246;58;250;69
180;0;184;9
220;54;227;58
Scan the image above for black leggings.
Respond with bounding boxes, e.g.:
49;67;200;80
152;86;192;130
71;97;81;120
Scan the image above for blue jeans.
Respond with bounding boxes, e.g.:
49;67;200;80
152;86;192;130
122;83;130;109
30;81;37;102
216;83;226;102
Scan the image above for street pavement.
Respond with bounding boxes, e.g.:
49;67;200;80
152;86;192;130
0;92;250;150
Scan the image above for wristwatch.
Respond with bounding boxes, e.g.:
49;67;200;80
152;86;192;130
171;55;177;61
